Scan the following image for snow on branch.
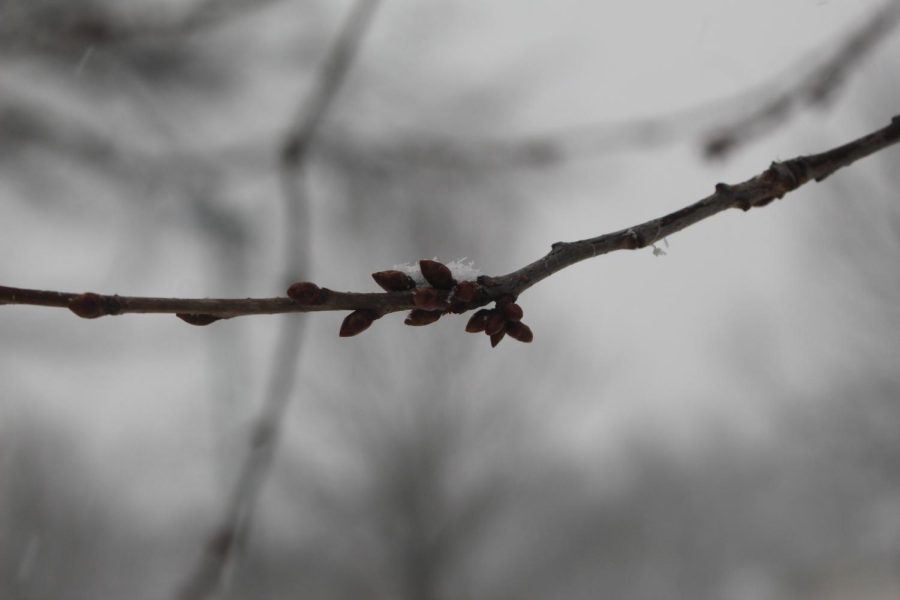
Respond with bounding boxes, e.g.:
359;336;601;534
3;115;900;346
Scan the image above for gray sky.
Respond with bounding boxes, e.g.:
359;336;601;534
2;1;900;598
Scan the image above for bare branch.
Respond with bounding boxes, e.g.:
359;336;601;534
0;0;287;52
320;1;900;170
4;115;899;332
703;0;900;158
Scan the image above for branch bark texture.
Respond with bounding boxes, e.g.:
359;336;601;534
3;116;899;327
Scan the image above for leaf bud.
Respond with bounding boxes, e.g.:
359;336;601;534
489;330;506;348
286;281;329;305
339;310;376;337
505;321;534;343
372;270;417;292
484;311;506;336
465;308;492;333
176;313;222;326
452;281;479;304
500;302;523;321
419;259;456;289
404;309;441;326
68;292;115;319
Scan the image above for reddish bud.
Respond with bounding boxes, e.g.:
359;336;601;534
490;330;506;348
339;310;376;337
176;313;222;326
452;281;479;304
465;309;492;333
404;309;441;326
372;270;416;292
419;259;456;289
68;292;118;319
500;302;523;321
484;311;506;336
447;302;469;314
413;287;446;310
505;321;534;343
287;281;329;305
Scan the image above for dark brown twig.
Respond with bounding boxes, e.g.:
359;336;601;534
4;115;899;326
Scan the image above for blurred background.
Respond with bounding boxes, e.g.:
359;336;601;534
2;1;900;598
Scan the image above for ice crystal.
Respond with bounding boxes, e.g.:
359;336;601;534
391;258;481;286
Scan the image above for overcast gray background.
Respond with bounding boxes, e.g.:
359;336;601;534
2;1;900;598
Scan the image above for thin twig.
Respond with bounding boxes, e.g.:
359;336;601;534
703;0;900;158
313;1;900;170
0;0;286;49
173;2;382;599
4;115;899;325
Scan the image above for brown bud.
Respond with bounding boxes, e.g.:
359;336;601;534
500;302;523;321
404;309;441;326
452;281;479;304
484;311;506;336
413;287;446;310
490;330;506;348
339;310;376;337
372;270;416;292
176;313;222;326
287;281;329;305
505;321;534;343
447;302;469;314
419;259;456;289
465;308;492;333
68;292;113;319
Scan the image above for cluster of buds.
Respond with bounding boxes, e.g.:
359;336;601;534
463;298;533;347
287;259;533;347
372;259;483;328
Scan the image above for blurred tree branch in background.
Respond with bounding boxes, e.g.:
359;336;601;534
702;0;900;157
176;1;382;599
310;0;900;169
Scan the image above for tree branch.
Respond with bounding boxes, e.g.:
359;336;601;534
703;0;900;157
318;1;900;170
3;116;899;333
